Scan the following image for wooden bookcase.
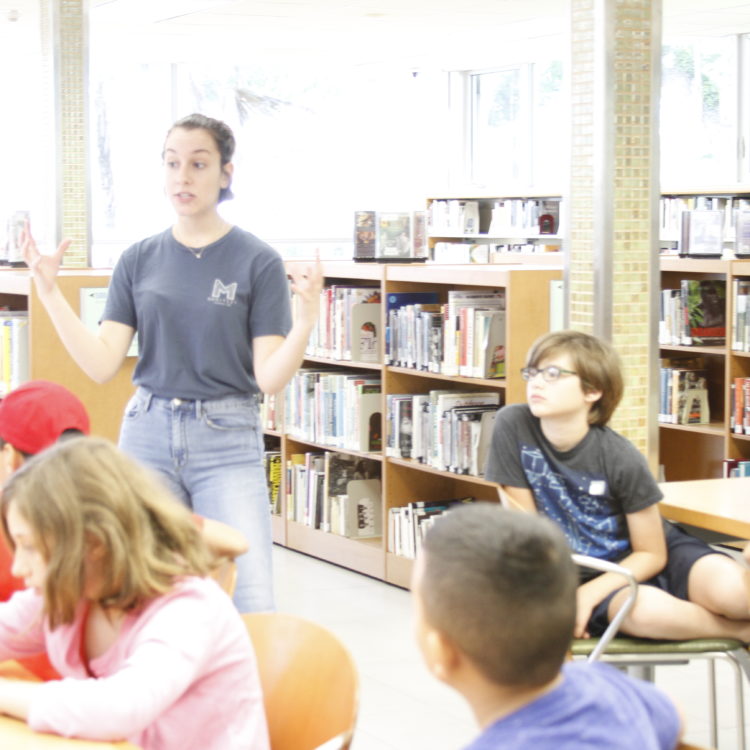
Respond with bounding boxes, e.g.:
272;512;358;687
269;261;563;587
0;269;136;442
659;255;750;481
657;185;750;481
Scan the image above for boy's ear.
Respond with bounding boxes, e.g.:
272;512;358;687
423;627;461;684
583;387;603;405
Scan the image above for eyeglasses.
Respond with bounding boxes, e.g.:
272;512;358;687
520;365;578;382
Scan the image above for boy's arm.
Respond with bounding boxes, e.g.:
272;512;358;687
497;485;538;513
575;504;667;638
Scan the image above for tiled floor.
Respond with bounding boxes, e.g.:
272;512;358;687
273;544;749;750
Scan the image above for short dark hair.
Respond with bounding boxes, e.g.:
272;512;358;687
526;330;624;426
420;503;576;688
165;113;236;202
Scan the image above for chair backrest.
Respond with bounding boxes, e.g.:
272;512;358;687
209;558;238;597
242;612;359;750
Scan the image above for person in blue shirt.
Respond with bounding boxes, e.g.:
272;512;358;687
412;503;682;750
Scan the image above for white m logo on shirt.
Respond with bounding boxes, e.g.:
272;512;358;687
210;279;238;304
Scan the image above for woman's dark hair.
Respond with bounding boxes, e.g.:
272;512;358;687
165;113;236;202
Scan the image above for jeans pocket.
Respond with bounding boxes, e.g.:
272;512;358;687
123;392;145;420
203;405;257;432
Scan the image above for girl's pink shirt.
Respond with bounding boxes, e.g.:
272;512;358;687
0;576;270;750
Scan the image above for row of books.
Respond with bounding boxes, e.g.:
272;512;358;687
386;289;506;379
386;390;500;476
304;285;381;363
285;451;382;538
723;459;750;478
353;210;427;262
285;369;382;452
430;241;559;264
388;497;476;559
661;196;750;250
427;198;560;236
0;311;29;396
658;357;710;425
658;279;726;346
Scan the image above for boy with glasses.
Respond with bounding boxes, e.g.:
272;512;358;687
485;330;750;642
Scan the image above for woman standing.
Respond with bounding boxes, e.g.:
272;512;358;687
22;113;323;613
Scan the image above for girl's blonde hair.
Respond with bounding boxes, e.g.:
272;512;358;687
1;436;212;628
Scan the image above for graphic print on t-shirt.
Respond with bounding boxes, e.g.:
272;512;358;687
520;444;629;559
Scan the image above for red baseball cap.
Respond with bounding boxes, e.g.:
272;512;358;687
0;380;90;455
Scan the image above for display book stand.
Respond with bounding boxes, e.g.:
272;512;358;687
657;184;750;481
266;260;562;588
0;269;136;443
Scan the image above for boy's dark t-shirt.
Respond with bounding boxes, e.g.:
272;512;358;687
484;404;663;561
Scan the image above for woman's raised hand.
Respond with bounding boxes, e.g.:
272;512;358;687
21;219;71;298
288;255;324;325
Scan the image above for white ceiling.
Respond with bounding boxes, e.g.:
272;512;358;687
88;0;750;67
4;1;750;68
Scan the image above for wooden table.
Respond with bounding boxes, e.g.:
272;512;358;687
659;476;750;539
0;661;138;748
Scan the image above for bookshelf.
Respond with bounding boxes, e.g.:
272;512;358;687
0;269;136;442
425;193;563;264
270;261;563;586
658;251;750;481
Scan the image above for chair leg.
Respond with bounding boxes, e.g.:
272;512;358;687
627;664;655;682
708;659;718;749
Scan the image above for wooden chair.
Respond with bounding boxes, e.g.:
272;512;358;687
242;613;359;750
209;558;238;597
571;555;750;750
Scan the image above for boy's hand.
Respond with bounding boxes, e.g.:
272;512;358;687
574;582;601;638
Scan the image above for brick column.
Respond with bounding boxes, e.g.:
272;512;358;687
568;0;661;470
41;0;89;266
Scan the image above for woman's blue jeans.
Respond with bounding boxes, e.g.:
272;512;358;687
119;387;274;613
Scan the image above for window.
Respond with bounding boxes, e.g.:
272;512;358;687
468;59;565;190
660;37;738;185
89;59;448;264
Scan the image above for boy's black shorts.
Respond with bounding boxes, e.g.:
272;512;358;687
586;522;730;638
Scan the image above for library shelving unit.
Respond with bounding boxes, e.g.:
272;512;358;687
657;185;750;481
0;268;136;442
272;260;563;587
425;193;563;265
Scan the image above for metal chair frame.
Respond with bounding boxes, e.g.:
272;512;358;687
571;554;750;750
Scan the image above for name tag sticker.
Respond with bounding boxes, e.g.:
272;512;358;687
588;480;606;496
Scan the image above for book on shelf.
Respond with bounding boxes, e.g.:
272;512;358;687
736;211;750;258
342;478;382;538
679;210;724;257
443;289;504;377
0;311;29;395
388;497;476;559
350;302;381;364
384;291;440;365
353;211;425;262
658;355;710;425
730;377;750;435
680;279;726;346
263;451;283;514
732;278;750;351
